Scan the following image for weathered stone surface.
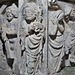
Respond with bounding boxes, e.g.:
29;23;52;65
0;0;75;75
61;67;75;75
0;40;12;75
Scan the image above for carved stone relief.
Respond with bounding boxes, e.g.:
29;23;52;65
0;0;75;75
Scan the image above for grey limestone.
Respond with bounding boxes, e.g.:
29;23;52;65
0;0;75;75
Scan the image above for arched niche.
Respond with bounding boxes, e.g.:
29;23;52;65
0;0;18;14
0;0;18;7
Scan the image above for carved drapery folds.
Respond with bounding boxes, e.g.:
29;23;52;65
0;0;75;75
20;2;45;75
48;9;65;74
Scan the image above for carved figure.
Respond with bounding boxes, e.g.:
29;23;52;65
2;3;18;73
48;10;65;74
68;9;75;64
0;0;75;75
25;22;44;75
20;2;42;51
64;8;75;66
20;2;44;75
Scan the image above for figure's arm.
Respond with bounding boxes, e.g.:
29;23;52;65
58;19;65;33
58;24;65;33
48;19;58;36
2;23;8;42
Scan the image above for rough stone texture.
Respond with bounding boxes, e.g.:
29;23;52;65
0;0;75;75
0;40;12;75
61;67;75;75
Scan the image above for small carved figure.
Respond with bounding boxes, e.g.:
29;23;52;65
25;22;44;75
2;3;18;73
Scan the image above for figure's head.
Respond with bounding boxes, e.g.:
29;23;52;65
49;0;57;5
22;2;39;21
6;4;17;21
70;9;75;20
6;8;14;21
64;6;74;22
34;24;40;33
33;22;43;33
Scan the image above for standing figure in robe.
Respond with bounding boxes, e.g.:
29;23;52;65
64;8;75;66
20;2;44;75
48;9;65;74
2;4;18;74
25;22;44;75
